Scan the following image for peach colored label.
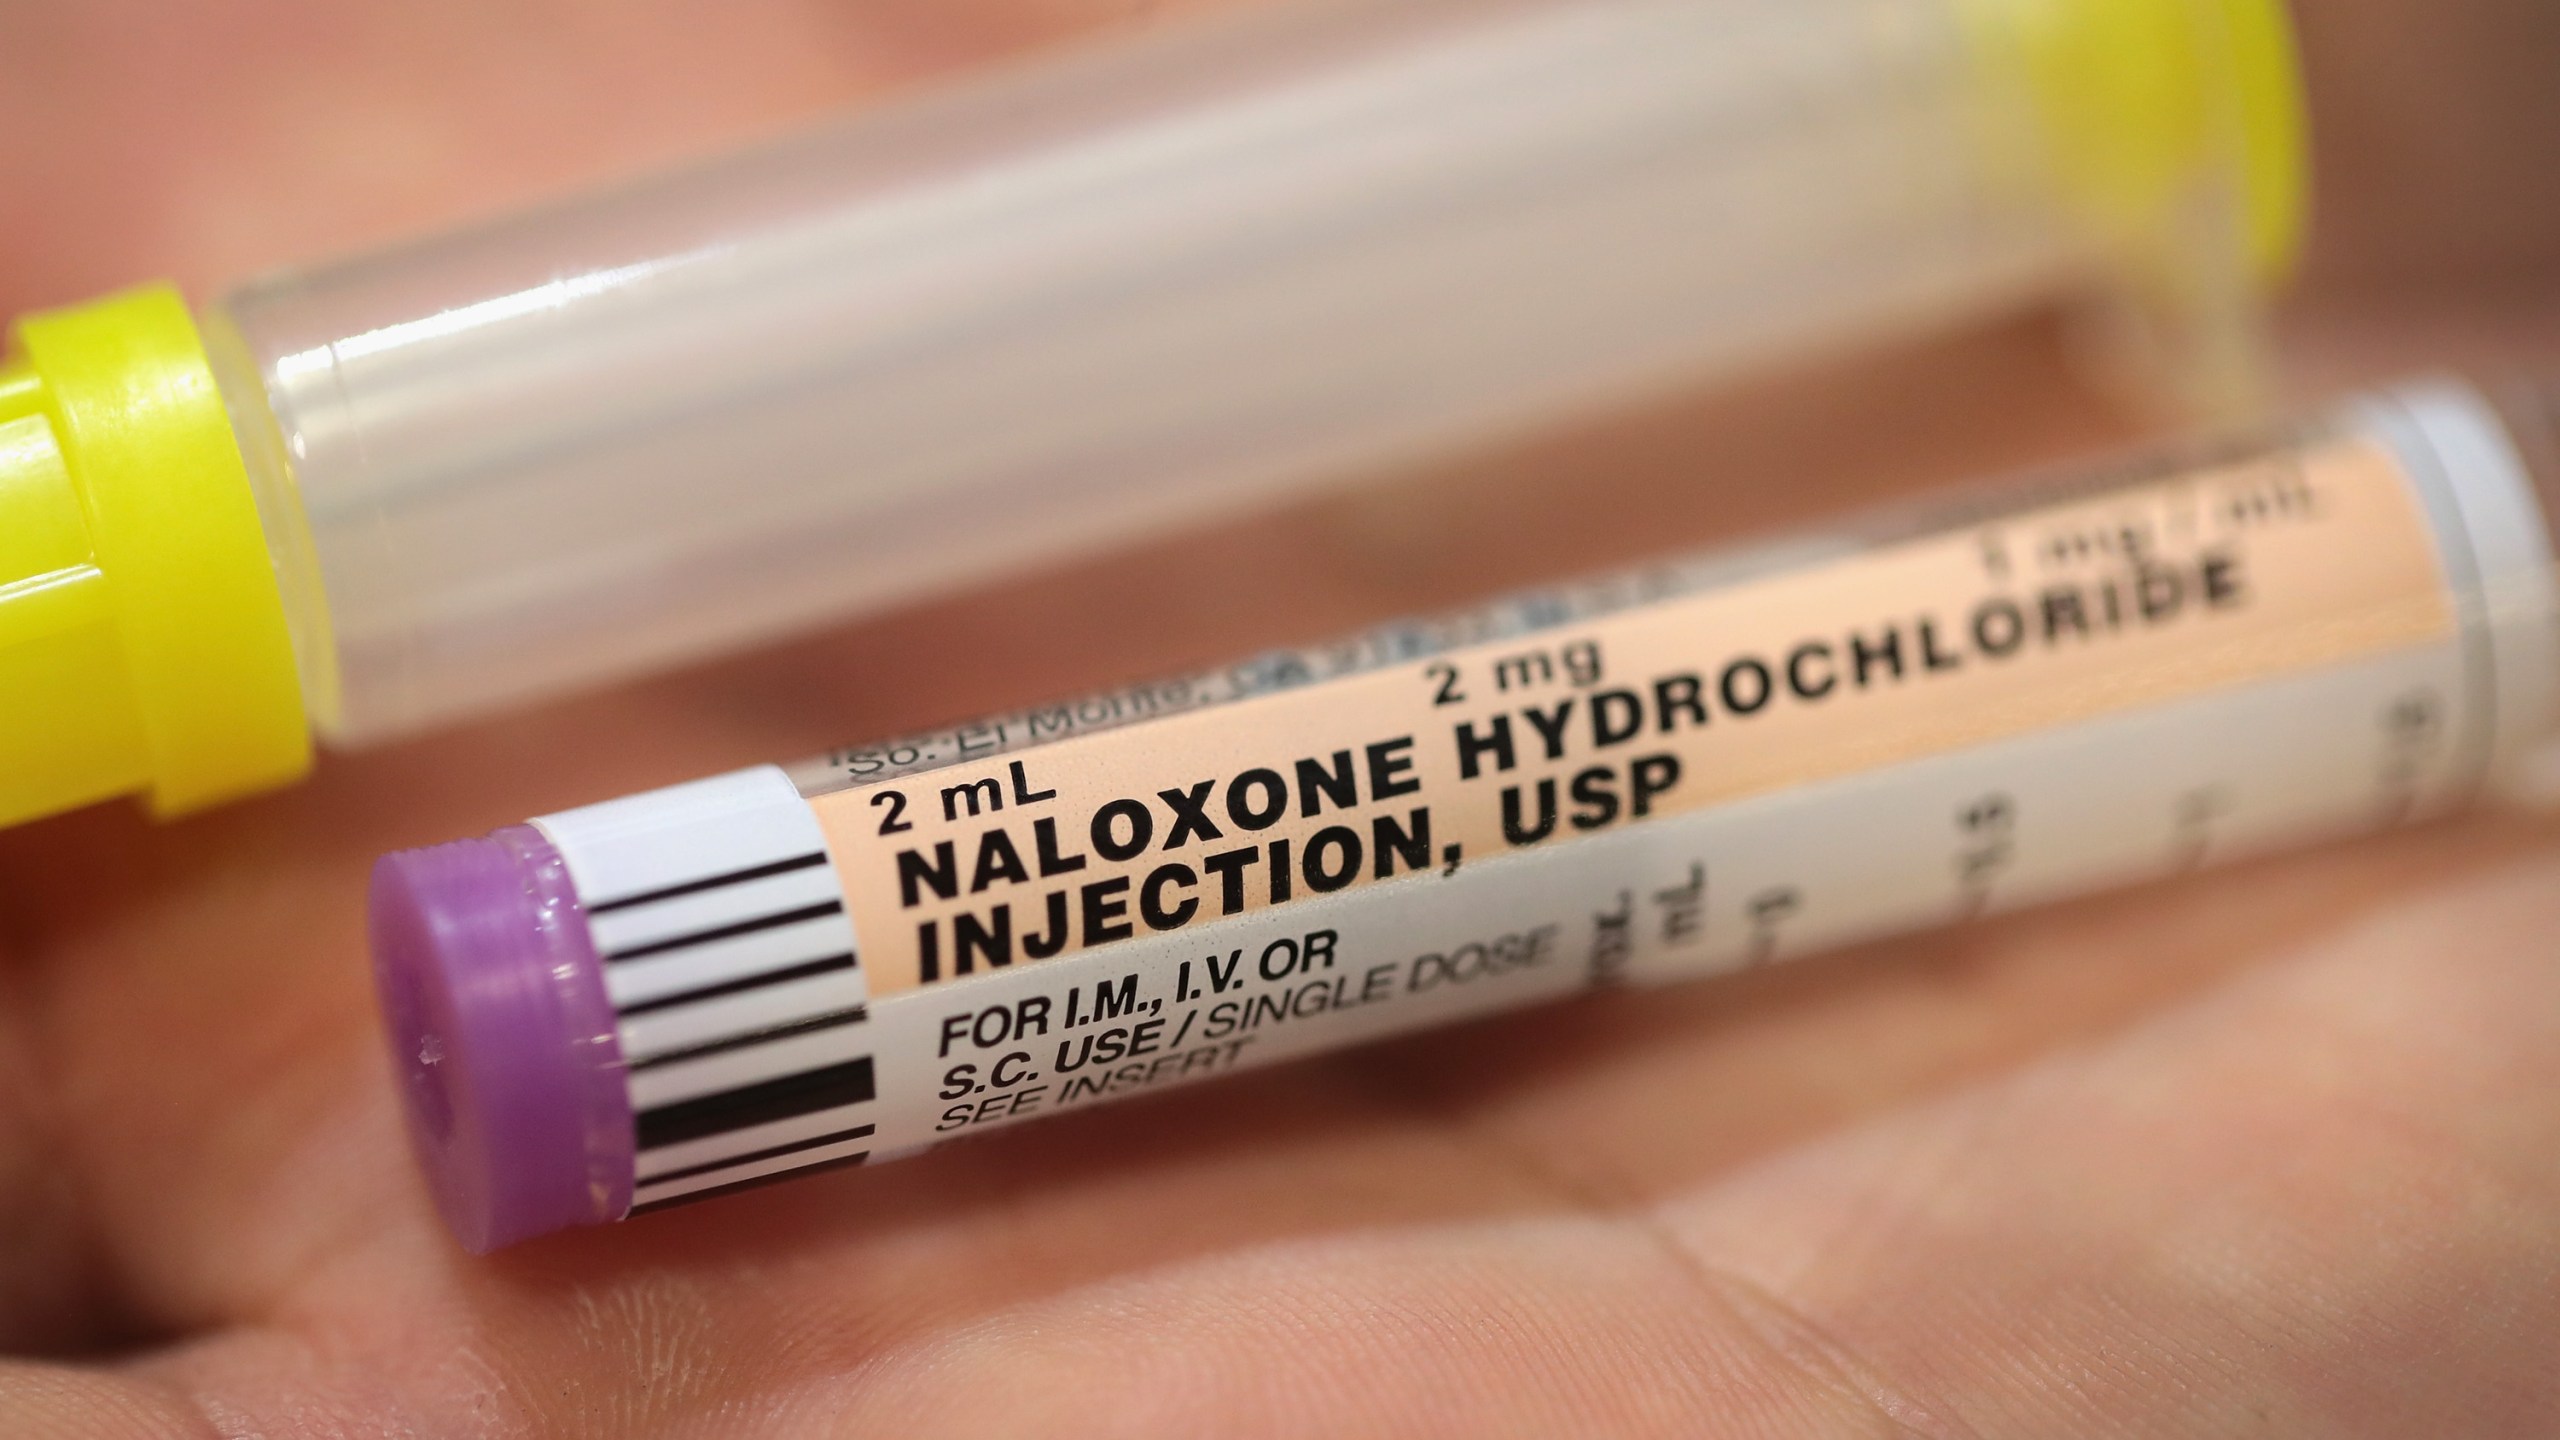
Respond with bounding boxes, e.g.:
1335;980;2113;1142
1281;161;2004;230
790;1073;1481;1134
817;439;2452;995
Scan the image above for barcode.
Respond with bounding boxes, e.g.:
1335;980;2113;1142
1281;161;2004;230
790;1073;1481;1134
533;768;878;1214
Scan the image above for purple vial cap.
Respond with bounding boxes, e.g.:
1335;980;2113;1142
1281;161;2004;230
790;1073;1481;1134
369;824;634;1252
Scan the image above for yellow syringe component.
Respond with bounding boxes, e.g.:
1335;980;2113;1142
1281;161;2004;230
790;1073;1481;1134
0;286;307;822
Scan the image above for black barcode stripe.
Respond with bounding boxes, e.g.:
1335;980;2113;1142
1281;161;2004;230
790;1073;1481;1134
627;1149;871;1216
616;953;857;1017
637;1123;877;1188
628;1005;869;1072
604;900;845;962
587;852;828;914
636;1057;877;1150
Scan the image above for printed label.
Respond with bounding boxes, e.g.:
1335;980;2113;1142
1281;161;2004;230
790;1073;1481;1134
811;438;2454;996
859;642;2483;1154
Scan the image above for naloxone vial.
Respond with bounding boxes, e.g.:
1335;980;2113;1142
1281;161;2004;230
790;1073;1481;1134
372;379;2559;1251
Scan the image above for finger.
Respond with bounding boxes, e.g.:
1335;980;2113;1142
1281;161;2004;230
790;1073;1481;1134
1662;839;2560;1435
0;957;121;1353
0;0;1245;315
0;1361;210;1440
2293;0;2560;290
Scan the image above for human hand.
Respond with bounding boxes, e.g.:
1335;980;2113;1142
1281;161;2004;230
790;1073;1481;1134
2;1;2556;1434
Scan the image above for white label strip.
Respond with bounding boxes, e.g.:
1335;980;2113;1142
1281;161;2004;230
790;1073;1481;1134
535;766;878;1207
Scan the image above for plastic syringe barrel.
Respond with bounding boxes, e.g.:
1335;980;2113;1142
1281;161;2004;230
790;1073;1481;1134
205;0;2292;744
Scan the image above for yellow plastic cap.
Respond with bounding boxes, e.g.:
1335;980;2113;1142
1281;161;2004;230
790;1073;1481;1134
1962;0;2310;287
0;284;310;825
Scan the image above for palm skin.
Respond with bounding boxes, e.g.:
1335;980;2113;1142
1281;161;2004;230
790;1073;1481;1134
2;1;2558;1435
